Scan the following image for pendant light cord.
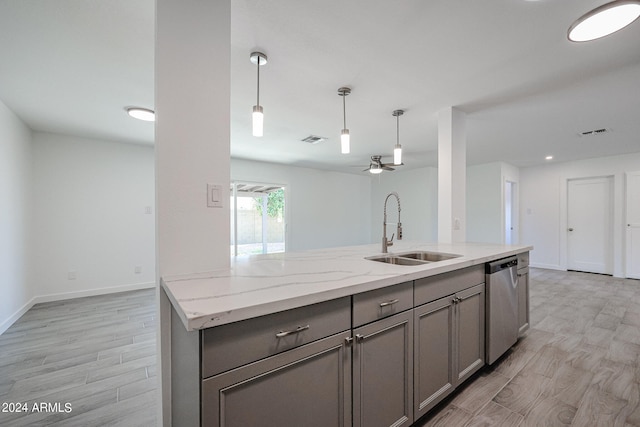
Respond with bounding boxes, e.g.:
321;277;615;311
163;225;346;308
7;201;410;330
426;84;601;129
396;114;399;144
342;93;347;129
256;57;260;107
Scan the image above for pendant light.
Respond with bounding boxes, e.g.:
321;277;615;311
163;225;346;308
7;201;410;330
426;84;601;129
392;110;404;165
250;52;267;137
568;0;640;42
337;87;351;154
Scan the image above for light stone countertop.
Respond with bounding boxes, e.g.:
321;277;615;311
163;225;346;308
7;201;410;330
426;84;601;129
162;241;532;331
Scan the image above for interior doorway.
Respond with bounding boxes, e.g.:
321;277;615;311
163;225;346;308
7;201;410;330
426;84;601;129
230;182;286;257
567;176;613;275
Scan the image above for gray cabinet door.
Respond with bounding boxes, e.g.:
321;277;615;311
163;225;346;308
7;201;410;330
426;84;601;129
454;283;485;386
414;296;455;420
353;310;413;427
517;267;530;336
201;332;351;427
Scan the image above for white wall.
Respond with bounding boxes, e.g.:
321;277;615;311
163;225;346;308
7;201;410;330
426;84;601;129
370;167;438;245
520;152;640;276
467;163;502;243
0;100;33;334
31;132;155;298
466;162;520;244
232;159;372;251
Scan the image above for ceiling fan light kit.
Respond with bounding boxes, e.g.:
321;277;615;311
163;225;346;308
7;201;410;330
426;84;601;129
338;87;351;154
250;51;267;137
568;0;640;42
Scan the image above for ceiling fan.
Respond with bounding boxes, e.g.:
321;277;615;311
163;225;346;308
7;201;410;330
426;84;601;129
363;155;402;174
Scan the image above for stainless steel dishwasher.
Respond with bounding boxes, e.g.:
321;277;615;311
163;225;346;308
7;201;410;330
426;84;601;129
485;256;519;364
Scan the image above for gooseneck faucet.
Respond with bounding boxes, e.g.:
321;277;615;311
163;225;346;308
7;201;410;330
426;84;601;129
382;192;402;253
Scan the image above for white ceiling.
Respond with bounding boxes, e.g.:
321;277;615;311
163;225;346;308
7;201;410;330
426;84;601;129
1;0;639;174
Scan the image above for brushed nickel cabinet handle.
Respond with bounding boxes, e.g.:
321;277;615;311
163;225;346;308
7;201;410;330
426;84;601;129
355;334;365;342
379;299;399;308
275;324;309;338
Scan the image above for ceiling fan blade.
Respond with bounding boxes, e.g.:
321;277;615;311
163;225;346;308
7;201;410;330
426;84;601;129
382;166;395;171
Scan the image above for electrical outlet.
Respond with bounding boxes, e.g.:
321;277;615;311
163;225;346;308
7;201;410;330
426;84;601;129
68;271;77;280
134;266;142;274
144;206;152;214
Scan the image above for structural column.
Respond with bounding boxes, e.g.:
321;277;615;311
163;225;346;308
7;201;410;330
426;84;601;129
438;107;466;243
155;0;231;425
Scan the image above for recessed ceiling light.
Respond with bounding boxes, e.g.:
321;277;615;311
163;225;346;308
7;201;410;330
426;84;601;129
126;107;155;122
545;155;554;160
568;0;640;42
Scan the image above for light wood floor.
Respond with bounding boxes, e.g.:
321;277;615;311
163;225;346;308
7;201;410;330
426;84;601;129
418;268;640;427
1;269;639;426
0;289;157;426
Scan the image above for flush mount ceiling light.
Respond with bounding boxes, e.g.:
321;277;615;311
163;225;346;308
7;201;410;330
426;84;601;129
568;0;640;42
250;51;267;137
338;87;351;154
126;107;155;122
392;110;404;165
545;155;554;160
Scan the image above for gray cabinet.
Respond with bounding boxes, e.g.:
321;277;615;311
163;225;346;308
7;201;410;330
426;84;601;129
414;295;454;418
455;284;485;384
413;283;485;419
199;298;351;427
202;331;352;427
517;252;530;336
352;310;413;427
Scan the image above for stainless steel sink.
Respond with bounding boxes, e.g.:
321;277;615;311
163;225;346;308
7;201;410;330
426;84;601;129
366;251;461;266
365;255;427;266
396;251;461;262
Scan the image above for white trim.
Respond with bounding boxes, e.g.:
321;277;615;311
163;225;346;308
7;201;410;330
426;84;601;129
0;281;155;335
530;263;563;271
0;298;34;335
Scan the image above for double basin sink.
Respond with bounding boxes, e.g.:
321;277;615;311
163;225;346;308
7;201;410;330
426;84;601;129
366;251;461;266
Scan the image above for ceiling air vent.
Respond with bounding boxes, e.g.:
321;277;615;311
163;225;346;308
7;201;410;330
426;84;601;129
301;135;328;144
578;128;611;137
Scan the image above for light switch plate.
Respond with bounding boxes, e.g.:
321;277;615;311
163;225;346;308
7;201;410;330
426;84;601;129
207;184;223;208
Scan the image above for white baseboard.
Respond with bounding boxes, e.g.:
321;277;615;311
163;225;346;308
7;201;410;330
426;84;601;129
0;281;156;336
0;298;35;336
32;281;156;305
530;263;563;270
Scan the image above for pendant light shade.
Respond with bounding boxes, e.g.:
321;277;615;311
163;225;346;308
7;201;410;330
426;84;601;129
338;87;351;154
392;110;404;165
568;0;640;42
250;52;267;137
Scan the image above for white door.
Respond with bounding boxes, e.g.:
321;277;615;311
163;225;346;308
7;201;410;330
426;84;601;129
627;171;640;279
567;177;613;274
504;181;516;245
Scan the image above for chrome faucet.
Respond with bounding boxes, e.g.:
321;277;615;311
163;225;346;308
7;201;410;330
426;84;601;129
382;192;402;253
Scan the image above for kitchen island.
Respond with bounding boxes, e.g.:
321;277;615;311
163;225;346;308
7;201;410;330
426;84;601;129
162;241;531;427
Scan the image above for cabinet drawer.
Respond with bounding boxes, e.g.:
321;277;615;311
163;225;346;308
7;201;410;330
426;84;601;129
201;297;350;378
353;281;413;327
517;251;529;269
414;265;484;306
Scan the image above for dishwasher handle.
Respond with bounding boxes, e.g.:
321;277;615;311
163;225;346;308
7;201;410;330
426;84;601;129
486;256;518;274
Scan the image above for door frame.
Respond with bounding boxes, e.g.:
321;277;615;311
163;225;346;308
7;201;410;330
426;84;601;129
625;171;640;279
559;173;624;277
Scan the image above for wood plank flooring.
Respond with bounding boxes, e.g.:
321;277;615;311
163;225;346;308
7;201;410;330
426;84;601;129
417;268;640;427
1;269;639;426
0;289;156;426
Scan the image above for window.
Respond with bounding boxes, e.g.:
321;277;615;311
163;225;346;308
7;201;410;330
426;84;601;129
230;182;286;256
